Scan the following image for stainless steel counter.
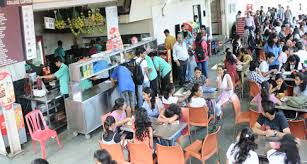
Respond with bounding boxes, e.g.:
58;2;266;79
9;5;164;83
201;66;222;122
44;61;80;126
65;81;119;139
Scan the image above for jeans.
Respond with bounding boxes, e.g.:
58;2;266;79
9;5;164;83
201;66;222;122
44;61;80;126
137;81;150;108
186;56;197;81
178;60;188;86
197;60;209;78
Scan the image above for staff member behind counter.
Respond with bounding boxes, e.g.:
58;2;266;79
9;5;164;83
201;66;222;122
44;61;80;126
41;57;70;97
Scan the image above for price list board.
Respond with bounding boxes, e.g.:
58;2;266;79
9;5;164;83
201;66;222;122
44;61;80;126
0;0;31;67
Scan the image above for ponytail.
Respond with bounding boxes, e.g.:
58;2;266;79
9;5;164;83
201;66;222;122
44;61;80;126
188;83;200;103
103;116;115;139
112;98;125;112
163;84;175;100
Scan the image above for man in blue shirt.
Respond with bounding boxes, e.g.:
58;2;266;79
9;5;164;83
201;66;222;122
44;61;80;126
111;59;135;112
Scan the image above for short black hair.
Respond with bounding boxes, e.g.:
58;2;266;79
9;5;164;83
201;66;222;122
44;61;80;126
194;67;202;72
148;50;158;57
164;29;170;34
164;103;182;120
275;73;284;81
288;55;297;62
262;100;276;115
282;45;289;52
266;52;275;59
135;47;146;57
57;40;62;46
31;158;49;164
201;25;206;30
249;62;258;71
295;41;304;50
54;56;62;63
96;37;101;42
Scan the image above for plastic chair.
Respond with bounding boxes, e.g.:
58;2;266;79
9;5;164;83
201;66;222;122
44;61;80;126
288;120;307;140
98;141;125;162
176;107;191;144
248;80;260;98
188;106;213;135
249;108;261;128
25;110;62;159
231;94;250;137
127;142;154;164
156;144;185;164
184;126;221;164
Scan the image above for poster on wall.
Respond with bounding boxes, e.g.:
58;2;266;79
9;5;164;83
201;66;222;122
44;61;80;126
0;71;15;109
21;5;36;60
0;1;25;67
105;6;123;52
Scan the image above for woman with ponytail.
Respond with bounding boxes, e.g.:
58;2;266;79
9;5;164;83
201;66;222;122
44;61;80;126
110;98;133;127
101;116;121;144
226;128;259;164
142;87;163;118
188;83;207;108
162;84;188;105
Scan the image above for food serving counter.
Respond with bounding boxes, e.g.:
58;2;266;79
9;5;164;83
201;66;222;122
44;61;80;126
65;80;118;139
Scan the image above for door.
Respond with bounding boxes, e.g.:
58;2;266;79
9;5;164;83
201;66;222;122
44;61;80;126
210;0;222;35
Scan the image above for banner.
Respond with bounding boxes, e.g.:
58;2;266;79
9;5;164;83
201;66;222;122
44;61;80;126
105;6;123;52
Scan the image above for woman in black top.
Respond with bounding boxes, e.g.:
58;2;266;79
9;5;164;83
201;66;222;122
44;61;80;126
269;73;288;96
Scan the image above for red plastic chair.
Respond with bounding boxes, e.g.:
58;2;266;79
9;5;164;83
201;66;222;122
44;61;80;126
248;80;260;98
249;108;261;128
231;94;250;137
127;142;154;164
176;107;191;144
98;141;125;162
25;110;62;159
188;106;213;135
156;144;185;164
288;120;307;140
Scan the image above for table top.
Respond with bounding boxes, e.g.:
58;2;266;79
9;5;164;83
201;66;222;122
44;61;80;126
120;117;187;140
254;136;307;162
174;87;221;100
275;100;307;113
19;90;62;103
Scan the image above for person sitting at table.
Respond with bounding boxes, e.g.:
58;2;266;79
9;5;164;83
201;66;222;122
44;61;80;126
259;52;278;78
184;67;208;91
252;81;282;113
111;98;132;127
247;62;266;85
157;103;182;146
224;51;239;84
293;73;307;96
133;107;154;149
188;83;207;108
253;100;291;138
239;48;252;76
269;73;288;97
267;134;301;164
142;87;164;118
101;115;122;145
162;84;188;104
226;128;259;164
281;54;302;71
215;65;234;121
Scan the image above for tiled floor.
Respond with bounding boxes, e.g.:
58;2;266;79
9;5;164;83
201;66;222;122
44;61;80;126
0;54;253;164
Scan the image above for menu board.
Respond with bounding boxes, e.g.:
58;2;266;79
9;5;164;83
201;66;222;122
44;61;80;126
0;0;31;67
21;5;36;60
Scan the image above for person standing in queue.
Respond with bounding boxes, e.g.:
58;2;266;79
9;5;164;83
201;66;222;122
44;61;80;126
54;40;65;63
41;57;70;97
172;34;189;86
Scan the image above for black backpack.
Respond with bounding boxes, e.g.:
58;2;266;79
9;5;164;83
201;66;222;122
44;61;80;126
126;58;144;85
195;40;206;60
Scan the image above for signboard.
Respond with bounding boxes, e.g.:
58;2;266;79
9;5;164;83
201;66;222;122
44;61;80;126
21;5;36;60
44;16;55;29
0;71;15;109
0;105;24;135
105;6;123;52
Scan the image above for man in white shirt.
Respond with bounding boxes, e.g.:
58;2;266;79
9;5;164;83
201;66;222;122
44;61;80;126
294;42;307;69
135;47;150;107
245;12;255;31
173;34;189;86
259;52;278;78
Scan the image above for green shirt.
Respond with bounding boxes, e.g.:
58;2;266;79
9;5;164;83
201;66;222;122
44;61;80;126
54;47;65;62
145;55;158;80
54;63;69;95
95;44;103;53
153;56;171;78
25;63;32;72
80;79;93;91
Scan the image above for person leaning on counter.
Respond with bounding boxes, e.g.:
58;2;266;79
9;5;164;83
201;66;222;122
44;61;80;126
41;57;70;97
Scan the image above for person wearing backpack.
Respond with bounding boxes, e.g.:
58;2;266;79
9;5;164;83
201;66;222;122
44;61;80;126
135;47;150;108
194;33;209;78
